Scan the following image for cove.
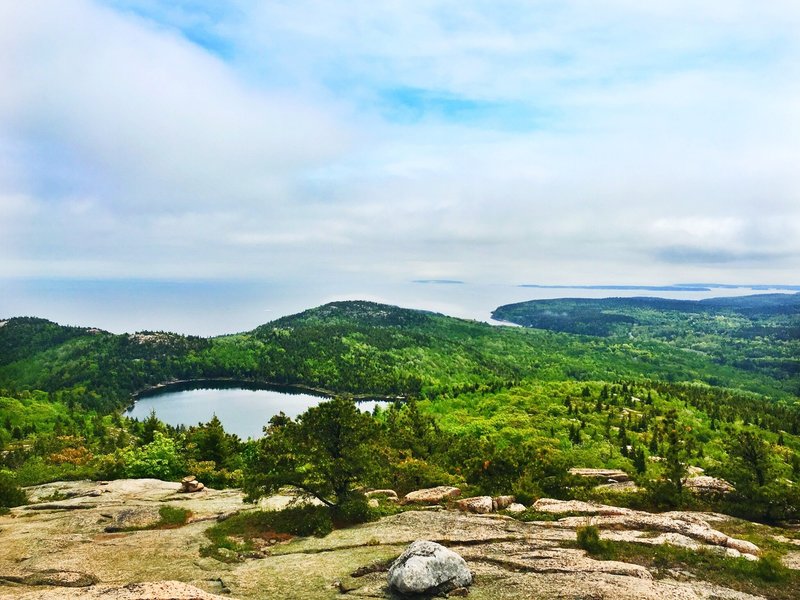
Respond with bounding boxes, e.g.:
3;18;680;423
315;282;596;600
126;381;389;440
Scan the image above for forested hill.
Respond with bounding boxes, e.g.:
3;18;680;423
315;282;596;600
0;299;798;412
492;293;800;396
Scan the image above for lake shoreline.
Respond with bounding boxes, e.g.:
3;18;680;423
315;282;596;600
127;377;406;412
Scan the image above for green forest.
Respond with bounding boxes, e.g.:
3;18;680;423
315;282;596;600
1;294;799;525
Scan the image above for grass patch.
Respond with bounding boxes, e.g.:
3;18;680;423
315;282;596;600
157;505;192;528
201;505;334;563
712;518;800;554
113;505;192;532
510;508;599;522
569;538;798;599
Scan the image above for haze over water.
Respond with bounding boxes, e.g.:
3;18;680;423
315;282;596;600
1;278;794;337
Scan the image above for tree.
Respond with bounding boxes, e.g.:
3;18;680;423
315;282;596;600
726;430;771;487
187;415;238;468
243;398;384;508
663;409;687;498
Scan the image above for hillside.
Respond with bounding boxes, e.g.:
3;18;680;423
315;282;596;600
492;293;800;396
1;299;798;415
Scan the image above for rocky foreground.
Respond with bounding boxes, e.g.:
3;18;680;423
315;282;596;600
0;480;798;599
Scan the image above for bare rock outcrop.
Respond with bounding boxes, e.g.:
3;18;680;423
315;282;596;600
538;498;760;558
684;475;734;495
402;486;461;504
16;581;230;599
533;498;633;516
456;496;494;514
1;479;781;600
569;468;631;483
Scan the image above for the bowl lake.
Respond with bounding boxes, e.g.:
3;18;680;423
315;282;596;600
126;382;390;440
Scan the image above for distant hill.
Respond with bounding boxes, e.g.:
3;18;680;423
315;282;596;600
1;297;798;412
492;293;800;396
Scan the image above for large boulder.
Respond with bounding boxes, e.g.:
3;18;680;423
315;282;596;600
456;496;493;514
402;486;461;505
387;540;473;595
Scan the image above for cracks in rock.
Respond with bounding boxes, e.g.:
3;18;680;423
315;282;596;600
0;570;99;588
272;536;524;557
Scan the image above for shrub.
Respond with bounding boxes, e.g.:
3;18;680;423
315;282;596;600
122;432;186;480
0;470;26;508
389;457;461;496
576;524;607;555
332;492;375;527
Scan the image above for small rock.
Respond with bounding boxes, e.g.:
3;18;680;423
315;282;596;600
456;496;494;514
492;495;515;511
505;503;526;514
388;540;473;595
403;486;461;505
365;489;399;501
216;547;239;561
368;498;380;508
180;476;205;494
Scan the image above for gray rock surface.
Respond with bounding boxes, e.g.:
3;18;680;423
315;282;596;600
402;486;461;504
2;480;783;600
387;540;472;595
569;468;631;482
456;496;493;514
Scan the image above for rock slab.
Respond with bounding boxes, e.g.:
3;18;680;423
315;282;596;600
402;486;461;504
388;540;473;595
456;496;494;514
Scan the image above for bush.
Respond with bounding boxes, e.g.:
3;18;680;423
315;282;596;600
576;524;608;555
122;432;186;480
332;492;375;527
389;457;461;496
0;470;26;508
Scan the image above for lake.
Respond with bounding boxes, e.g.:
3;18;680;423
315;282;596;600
126;383;389;440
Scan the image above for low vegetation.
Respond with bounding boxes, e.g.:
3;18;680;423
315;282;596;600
573;539;798;600
200;506;334;562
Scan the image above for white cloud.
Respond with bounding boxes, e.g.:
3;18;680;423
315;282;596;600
0;0;799;286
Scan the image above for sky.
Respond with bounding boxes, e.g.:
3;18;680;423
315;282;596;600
1;0;799;289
